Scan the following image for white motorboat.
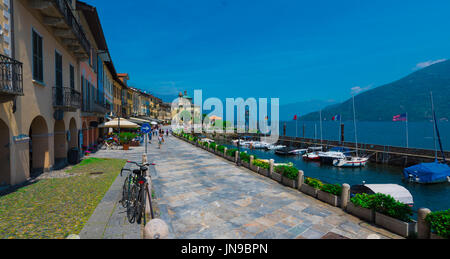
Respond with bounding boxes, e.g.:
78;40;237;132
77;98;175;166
318;147;352;165
333;156;369;167
266;145;286;150
303;152;320;161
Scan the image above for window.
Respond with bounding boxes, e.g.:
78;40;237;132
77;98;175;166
70;65;75;89
55;51;62;88
32;29;43;82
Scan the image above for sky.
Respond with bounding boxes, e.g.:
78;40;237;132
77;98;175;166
87;0;450;105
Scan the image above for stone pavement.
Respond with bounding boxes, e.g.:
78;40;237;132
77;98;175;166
79;145;156;239
147;135;402;239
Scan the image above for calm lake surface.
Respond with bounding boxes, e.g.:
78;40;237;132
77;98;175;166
280;121;450;151
218;141;450;215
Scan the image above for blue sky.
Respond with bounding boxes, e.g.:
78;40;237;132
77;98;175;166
88;0;450;105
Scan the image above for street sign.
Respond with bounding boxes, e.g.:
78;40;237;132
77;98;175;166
142;123;151;134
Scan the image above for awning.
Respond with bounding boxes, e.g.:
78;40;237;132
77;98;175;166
98;118;140;129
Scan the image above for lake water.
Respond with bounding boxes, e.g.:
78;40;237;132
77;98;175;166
219;142;450;215
279;121;450;151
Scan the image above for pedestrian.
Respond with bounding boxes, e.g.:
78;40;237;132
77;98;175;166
158;135;163;149
149;130;152;144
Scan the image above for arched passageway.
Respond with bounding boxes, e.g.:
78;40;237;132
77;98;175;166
69;118;78;149
0;119;10;185
29;116;50;175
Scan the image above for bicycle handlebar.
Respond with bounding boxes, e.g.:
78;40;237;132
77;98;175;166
126;161;156;167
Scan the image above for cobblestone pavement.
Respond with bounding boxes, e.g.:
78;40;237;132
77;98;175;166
79;145;155;239
148;135;402;239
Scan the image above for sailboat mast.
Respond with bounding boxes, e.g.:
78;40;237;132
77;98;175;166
320;110;323;145
430;92;447;162
431;92;438;161
352;96;358;155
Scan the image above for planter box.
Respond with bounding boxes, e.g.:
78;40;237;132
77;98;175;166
225;155;234;162
258;168;270;177
300;184;318;198
282;177;297;189
431;233;446;240
317;190;341;207
347;202;375;222
375;212;417;238
242;161;250;168
271;172;282;182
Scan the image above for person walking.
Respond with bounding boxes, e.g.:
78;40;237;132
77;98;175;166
158;134;163;149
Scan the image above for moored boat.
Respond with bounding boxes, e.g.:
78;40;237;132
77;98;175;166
333;156;369;167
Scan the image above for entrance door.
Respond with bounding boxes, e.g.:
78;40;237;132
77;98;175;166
0;120;10;185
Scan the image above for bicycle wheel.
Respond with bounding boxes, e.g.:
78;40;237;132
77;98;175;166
127;183;139;224
136;184;147;225
120;175;131;208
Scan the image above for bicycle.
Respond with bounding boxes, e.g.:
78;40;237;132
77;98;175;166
120;161;156;225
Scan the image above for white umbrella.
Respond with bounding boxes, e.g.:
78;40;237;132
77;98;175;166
99;118;140;129
151;121;158;125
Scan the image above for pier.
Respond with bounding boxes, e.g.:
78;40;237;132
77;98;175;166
205;133;450;167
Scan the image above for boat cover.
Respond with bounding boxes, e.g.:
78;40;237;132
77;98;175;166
329;147;352;153
404;162;450;184
364;184;414;205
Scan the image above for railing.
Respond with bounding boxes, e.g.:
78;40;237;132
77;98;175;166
53;0;91;55
53;87;81;110
0;54;23;96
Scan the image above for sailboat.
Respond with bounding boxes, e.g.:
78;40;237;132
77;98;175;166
403;92;450;184
333;96;369;168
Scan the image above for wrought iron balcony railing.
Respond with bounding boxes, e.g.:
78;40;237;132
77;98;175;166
53;87;81;111
0;54;23;98
53;0;91;55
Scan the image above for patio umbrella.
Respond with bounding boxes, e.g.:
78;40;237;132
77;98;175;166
151;121;158;125
99;118;140;129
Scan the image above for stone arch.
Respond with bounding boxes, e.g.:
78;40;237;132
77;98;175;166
0;119;10;185
29;116;50;175
54;120;67;168
69;118;77;149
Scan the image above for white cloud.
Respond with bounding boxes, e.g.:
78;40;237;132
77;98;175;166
415;59;447;70
351;84;372;95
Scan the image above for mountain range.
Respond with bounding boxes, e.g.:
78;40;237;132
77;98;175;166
300;60;450;122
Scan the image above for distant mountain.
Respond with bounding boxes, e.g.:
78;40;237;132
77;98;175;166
301;60;450;122
279;99;338;121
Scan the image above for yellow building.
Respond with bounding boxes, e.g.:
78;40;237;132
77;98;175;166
0;0;91;185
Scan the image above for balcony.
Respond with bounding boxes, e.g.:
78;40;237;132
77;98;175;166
29;0;91;60
0;54;23;103
53;87;81;111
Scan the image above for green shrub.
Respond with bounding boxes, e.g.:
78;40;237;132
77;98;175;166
276;166;299;180
253;160;270;170
119;132;136;144
240;152;252;163
226;148;238;157
209;142;217;149
217;145;225;153
350;193;374;209
202;141;209;147
320;184;342;196
426;210;450;239
304;177;323;189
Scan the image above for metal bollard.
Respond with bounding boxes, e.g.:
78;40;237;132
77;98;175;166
341;184;351;210
144;219;169;239
417;208;431;239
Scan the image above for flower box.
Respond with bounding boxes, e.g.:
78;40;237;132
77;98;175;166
258;168;270;177
271;171;282;182
317;190;341;207
347;202;375;222
242;161;250;168
300;184;318;198
375;212;417;238
282;177;297;189
225;155;234;162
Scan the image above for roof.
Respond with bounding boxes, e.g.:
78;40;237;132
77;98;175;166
77;1;108;51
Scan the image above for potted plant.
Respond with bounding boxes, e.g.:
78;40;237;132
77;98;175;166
252;160;270;177
209;142;217;153
217;145;226;157
426;210;449;239
300;177;322;198
226;148;238;162
348;194;375;222
277;166;299;188
318;184;342;207
240;152;251;168
119;132;135;151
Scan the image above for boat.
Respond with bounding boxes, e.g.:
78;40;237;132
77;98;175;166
351;184;414;206
266;144;286;151
333;96;369;168
303;152;320;161
333;156;369;167
403;92;450;184
318;147;352;165
275;147;307;156
259;159;294;167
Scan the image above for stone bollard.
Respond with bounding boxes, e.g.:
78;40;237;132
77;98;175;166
269;159;275;176
215;145;218;153
224;147;227;157
297;170;304;190
341;184;351;210
250;155;254;168
145;179;152;215
417;208;432;239
235;151;239;163
144;219;169;239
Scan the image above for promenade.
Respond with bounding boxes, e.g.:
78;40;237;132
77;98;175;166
147;135;401;239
